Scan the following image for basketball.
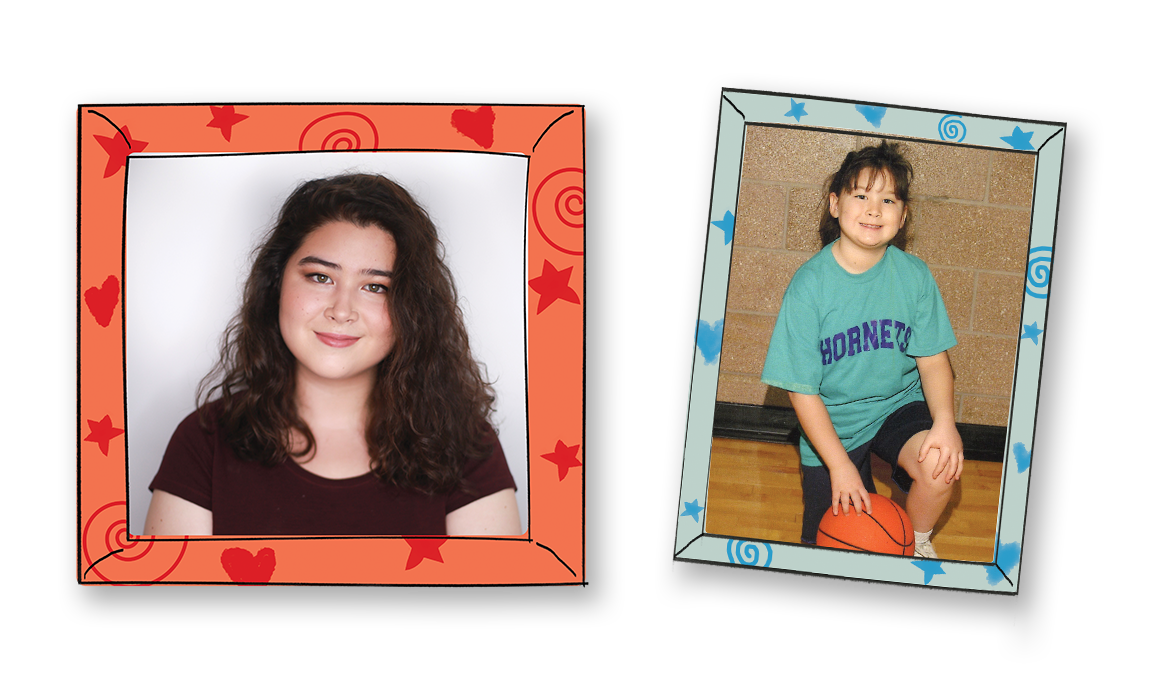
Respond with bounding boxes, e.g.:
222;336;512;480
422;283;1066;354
816;493;914;556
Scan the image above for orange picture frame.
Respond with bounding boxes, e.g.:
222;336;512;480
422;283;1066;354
77;103;585;585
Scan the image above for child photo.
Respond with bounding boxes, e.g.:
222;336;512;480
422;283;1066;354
673;89;1061;590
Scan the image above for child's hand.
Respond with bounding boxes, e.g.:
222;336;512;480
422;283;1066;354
830;462;872;516
918;422;964;483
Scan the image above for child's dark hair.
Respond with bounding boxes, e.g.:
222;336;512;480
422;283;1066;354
819;141;914;249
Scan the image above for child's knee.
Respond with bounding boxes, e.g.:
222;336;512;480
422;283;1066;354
910;448;955;494
900;432;954;494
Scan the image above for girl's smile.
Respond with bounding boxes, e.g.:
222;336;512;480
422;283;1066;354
315;332;360;348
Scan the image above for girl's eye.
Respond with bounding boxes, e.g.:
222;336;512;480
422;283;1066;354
853;193;895;204
364;283;388;294
311;272;387;293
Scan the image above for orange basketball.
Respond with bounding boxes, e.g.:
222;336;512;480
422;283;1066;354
816;493;914;556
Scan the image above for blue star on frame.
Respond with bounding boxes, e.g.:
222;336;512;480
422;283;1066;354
1001;126;1035;150
912;559;946;585
784;98;807;122
1021;321;1043;344
711;210;735;245
681;499;704;523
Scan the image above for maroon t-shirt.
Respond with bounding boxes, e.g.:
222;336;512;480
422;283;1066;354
149;407;516;536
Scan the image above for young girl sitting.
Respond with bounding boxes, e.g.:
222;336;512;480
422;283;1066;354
761;141;962;558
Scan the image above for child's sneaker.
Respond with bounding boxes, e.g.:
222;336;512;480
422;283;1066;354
913;539;938;559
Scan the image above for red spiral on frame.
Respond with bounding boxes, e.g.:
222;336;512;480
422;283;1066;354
81;501;188;583
298;112;380;151
556;185;583;228
532;168;584;256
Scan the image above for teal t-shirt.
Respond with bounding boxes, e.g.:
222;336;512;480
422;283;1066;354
761;243;957;467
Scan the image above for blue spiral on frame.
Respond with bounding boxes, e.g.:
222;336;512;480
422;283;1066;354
726;539;772;567
1026;246;1052;299
938;115;966;142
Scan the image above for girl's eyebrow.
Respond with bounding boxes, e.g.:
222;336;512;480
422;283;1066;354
297;255;393;278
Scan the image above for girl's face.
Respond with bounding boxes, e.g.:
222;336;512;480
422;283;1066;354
829;169;907;254
278;220;397;387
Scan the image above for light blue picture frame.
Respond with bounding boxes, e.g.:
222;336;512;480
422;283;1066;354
674;89;1064;592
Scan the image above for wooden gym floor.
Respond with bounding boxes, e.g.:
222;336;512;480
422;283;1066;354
704;438;1003;563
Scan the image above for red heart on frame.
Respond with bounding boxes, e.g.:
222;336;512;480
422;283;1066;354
84;275;119;328
220;547;276;583
450;105;495;149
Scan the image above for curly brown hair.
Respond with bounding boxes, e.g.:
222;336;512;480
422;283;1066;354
198;173;496;494
819;141;913;250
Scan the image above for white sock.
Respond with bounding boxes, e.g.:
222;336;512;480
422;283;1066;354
915;529;933;544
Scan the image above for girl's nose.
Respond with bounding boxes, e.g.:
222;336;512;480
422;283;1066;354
325;286;358;323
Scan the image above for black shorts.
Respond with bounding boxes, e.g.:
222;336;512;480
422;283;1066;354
799;401;932;544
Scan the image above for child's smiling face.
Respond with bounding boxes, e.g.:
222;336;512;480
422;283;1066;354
829;168;907;255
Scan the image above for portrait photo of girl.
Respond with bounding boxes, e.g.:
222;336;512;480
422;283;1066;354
124;152;529;537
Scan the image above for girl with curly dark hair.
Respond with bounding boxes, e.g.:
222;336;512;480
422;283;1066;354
144;174;520;536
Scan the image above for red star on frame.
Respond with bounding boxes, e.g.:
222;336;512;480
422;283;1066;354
94;126;148;178
528;260;580;314
84;415;125;456
541;440;582;481
404;538;447;570
207;105;249;142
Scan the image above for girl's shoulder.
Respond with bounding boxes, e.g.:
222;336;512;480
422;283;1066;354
884;249;941;295
793;243;836;276
786;244;839;291
884;246;932;275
